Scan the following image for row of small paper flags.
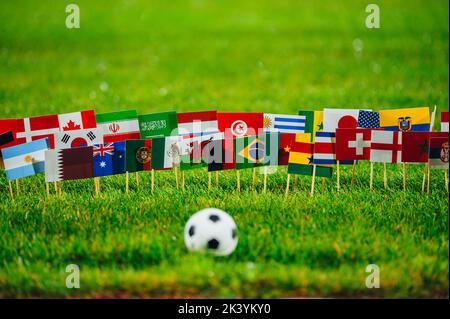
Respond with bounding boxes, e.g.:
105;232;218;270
0;107;448;183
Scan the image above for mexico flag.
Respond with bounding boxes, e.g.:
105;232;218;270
125;140;152;172
217;112;263;138
335;128;372;161
45;147;94;182
151;136;183;170
96;110;141;143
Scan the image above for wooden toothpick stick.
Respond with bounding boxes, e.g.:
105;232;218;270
383;163;387;189
46;182;49;197
151;169;155;193
125;171;129;193
285;173;290;195
15;179;20;194
337;160;340;193
175;167;179;189
208;172;212;190
136;172;140;188
421;165;427;192
351;160;356;187
252;168;257;189
8;181;13;199
310;164;316;196
181;171;185;191
263;166;268;193
445;170;449;193
426;163;431;196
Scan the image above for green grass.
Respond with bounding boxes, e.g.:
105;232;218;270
0;0;448;298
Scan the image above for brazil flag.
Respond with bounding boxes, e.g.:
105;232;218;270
234;132;279;170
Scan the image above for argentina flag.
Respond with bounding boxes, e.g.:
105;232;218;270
263;113;306;133
1;138;49;181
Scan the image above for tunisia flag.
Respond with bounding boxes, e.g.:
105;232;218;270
402;131;448;163
335;128;372;161
217;112;263;138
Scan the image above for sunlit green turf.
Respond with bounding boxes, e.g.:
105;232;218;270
0;0;448;298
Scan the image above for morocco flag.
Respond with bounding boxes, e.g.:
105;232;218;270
335;128;372;161
402;131;448;163
45;147;94;182
217;112;263;138
125;140;152;172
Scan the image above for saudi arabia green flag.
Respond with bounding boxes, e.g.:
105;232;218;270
125;140;152;172
151;136;182;170
234;132;279;170
138;111;178;138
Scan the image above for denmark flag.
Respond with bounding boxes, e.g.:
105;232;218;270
335;128;372;161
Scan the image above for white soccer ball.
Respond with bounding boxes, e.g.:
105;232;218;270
184;208;238;256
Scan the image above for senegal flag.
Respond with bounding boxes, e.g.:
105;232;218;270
125;140;152;172
234;132;279;170
298;110;323;142
287;133;332;177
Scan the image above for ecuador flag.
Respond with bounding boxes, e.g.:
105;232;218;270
379;107;430;132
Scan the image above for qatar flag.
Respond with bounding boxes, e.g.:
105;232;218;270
323;108;371;133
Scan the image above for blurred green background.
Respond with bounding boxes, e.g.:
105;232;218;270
0;0;448;298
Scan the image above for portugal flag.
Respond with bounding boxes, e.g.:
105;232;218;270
125;140;152;172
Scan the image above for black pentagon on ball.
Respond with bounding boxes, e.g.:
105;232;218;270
207;238;220;250
188;225;195;237
232;228;237;239
209;214;220;222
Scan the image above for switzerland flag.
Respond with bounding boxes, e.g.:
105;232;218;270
335;128;372;161
217;112;263;138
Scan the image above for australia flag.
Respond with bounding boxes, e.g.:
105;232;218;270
93;142;126;177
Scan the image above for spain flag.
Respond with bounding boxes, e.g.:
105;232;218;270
379;107;430;132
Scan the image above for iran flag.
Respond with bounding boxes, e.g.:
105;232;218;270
217;112;263;138
323;108;371;133
370;130;402;163
335;128;372;161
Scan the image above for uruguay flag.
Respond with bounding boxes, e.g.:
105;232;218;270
93;142;126;177
1;138;49;181
263;113;306;133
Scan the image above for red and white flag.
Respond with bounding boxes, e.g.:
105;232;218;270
441;112;449;132
323;108;371;132
16;114;61;148
370;130;402;163
217;112;263;138
58;110;96;131
335;128;372;161
177;110;220;138
55;128;104;149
